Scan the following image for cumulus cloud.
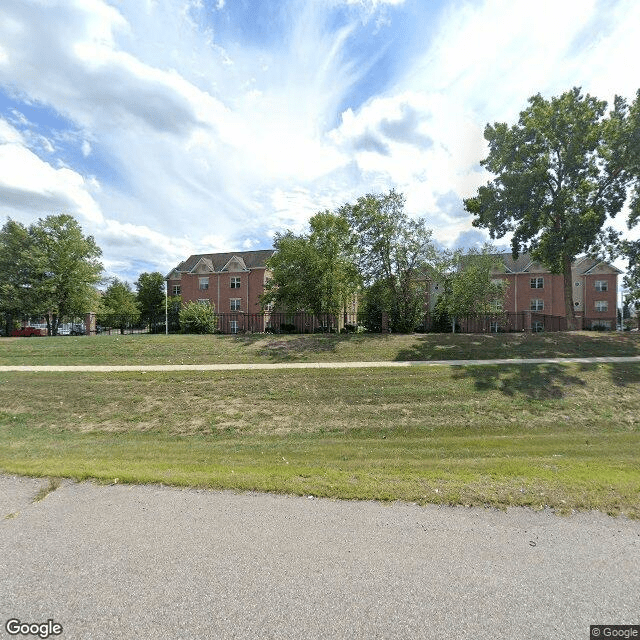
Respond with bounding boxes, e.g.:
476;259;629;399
0;0;638;282
0;140;103;223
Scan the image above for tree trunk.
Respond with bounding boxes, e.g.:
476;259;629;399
562;254;577;331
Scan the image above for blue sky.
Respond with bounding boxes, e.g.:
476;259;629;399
0;0;639;284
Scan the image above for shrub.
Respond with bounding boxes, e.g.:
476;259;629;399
179;301;218;334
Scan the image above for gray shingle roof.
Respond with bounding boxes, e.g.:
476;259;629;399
497;251;621;274
174;249;275;273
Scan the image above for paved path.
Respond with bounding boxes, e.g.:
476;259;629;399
2;355;640;372
1;475;639;640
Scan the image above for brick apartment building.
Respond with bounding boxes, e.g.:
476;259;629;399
169;249;620;333
497;253;620;328
425;252;620;331
166;250;275;332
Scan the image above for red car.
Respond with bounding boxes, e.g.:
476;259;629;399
10;327;46;337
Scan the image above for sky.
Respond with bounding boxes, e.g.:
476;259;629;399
0;0;639;286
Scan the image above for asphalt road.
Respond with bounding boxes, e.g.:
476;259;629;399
1;475;638;640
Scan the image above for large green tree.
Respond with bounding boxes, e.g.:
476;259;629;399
135;271;166;332
262;211;360;321
464;87;635;329
432;246;508;331
339;190;437;332
99;279;140;334
0;214;103;335
32;214;103;334
0;219;38;334
620;91;640;313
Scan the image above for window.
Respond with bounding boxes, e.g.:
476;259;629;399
530;277;544;289
229;320;238;334
490;321;500;333
230;298;241;311
198;277;209;290
172;285;181;296
489;299;503;312
197;299;210;305
592;320;611;330
530;299;544;311
595;280;608;291
595;300;608;312
532;321;544;333
263;302;274;312
231;277;241;289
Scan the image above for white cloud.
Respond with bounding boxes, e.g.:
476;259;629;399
0;141;103;223
0;118;23;144
0;0;638;282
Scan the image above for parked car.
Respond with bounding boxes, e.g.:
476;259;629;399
57;323;85;336
10;327;46;337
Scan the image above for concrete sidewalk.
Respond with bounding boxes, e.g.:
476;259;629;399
1;355;640;372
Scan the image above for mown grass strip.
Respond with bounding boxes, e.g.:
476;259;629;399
1;331;640;366
1;363;639;516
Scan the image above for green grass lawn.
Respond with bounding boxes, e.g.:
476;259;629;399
1;330;640;365
1;360;639;517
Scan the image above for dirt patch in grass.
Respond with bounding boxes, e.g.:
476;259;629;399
257;336;344;359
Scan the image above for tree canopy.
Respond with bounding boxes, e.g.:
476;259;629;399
339;190;437;332
431;246;507;330
135;271;166;332
464;87;637;329
0;219;37;335
99;279;140;334
262;211;360;322
0;214;103;335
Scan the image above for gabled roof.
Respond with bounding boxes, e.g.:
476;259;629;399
500;252;538;273
220;255;248;272
171;249;275;275
496;252;620;274
189;257;215;273
574;256;623;275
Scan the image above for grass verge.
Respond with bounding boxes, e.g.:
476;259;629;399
1;331;639;366
1;364;639;517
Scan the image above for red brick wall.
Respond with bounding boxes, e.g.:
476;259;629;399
497;270;617;326
498;272;565;315
167;269;268;313
583;273;617;326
